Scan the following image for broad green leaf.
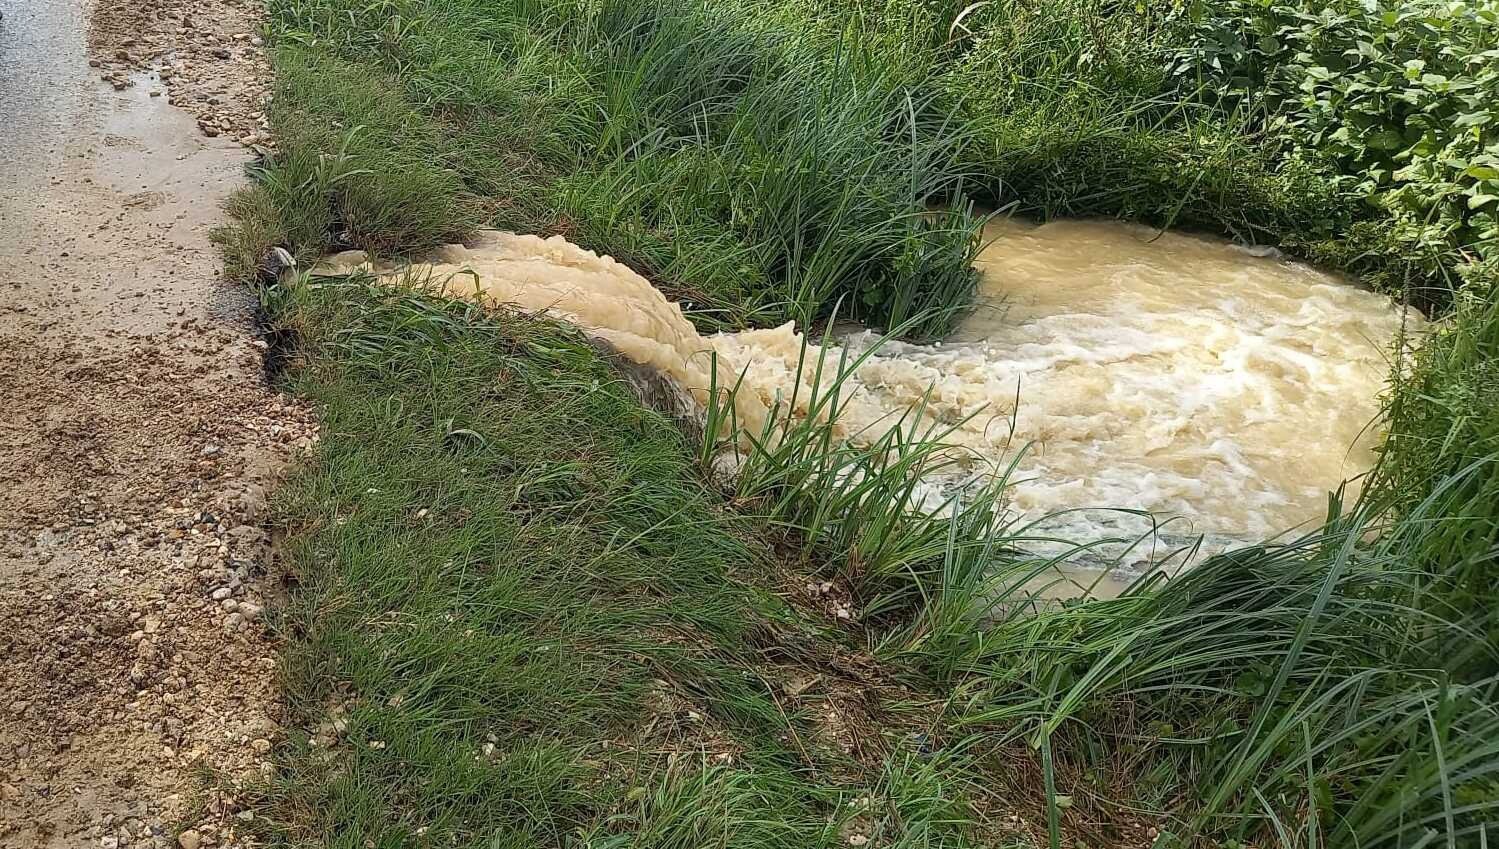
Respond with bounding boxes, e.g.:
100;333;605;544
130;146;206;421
1367;128;1407;151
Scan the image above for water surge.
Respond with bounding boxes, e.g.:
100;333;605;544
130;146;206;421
314;218;1420;569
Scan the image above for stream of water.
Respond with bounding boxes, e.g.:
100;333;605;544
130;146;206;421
315;216;1420;580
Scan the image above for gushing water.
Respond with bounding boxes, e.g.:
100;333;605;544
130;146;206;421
315;217;1419;569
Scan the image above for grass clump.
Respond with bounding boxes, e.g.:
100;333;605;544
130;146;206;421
215;49;480;283
231;0;985;339
943;499;1499;846
244;274;1049;847
686;322;1499;845
1370;292;1499;674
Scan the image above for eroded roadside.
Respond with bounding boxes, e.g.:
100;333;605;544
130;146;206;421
0;1;312;847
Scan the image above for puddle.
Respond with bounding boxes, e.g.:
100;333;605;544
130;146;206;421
0;0;91;208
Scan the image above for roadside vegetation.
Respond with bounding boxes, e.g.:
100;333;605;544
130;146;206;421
222;0;1498;845
243;281;1020;847
923;0;1499;308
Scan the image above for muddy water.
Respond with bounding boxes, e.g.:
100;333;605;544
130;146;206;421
0;0;92;211
319;218;1418;573
837;218;1421;557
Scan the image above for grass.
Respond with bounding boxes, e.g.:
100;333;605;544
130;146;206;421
241;0;986;339
246;276;1050;847
690;321;1499;844
237;0;1497;314
244;264;1499;846
220;0;1499;845
945;494;1499;845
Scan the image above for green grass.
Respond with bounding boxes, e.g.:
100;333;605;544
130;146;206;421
938;496;1499;845
245;275;1051;847
246;267;1499;846
236;0;1499;314
1369;293;1499;675
688;316;1499;845
239;0;985;339
222;0;1499;845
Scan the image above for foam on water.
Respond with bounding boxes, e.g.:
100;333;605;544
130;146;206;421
315;218;1420;573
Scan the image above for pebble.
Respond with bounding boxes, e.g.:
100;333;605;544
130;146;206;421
0;7;321;848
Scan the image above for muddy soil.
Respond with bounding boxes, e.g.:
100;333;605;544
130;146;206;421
0;1;313;847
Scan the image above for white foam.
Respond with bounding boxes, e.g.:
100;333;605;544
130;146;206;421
316;218;1419;571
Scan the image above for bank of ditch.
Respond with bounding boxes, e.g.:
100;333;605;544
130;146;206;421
223;0;1498;845
240;276;1096;847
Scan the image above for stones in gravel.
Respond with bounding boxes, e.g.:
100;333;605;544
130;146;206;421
1;3;320;844
92;0;276;150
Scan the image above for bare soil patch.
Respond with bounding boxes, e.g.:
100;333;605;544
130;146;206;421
0;1;312;846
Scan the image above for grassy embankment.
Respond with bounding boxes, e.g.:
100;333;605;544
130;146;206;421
242;280;1025;847
838;0;1498;309
223;0;1499;845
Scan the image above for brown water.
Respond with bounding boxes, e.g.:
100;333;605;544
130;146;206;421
831;218;1422;557
316;218;1419;572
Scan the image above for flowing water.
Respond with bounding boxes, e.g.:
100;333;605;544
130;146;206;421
315;217;1420;578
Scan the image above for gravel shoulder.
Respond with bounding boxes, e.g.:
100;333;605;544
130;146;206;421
0;1;312;846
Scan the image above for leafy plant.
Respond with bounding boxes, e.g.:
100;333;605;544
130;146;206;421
1171;0;1499;302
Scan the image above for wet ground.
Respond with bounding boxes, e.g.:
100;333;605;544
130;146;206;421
0;1;313;846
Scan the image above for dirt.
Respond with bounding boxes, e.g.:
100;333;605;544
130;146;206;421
0;0;315;847
89;0;275;149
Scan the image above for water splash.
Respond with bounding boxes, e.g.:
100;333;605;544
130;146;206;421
314;218;1420;570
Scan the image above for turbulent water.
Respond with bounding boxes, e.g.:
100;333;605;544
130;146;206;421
316;218;1419;573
